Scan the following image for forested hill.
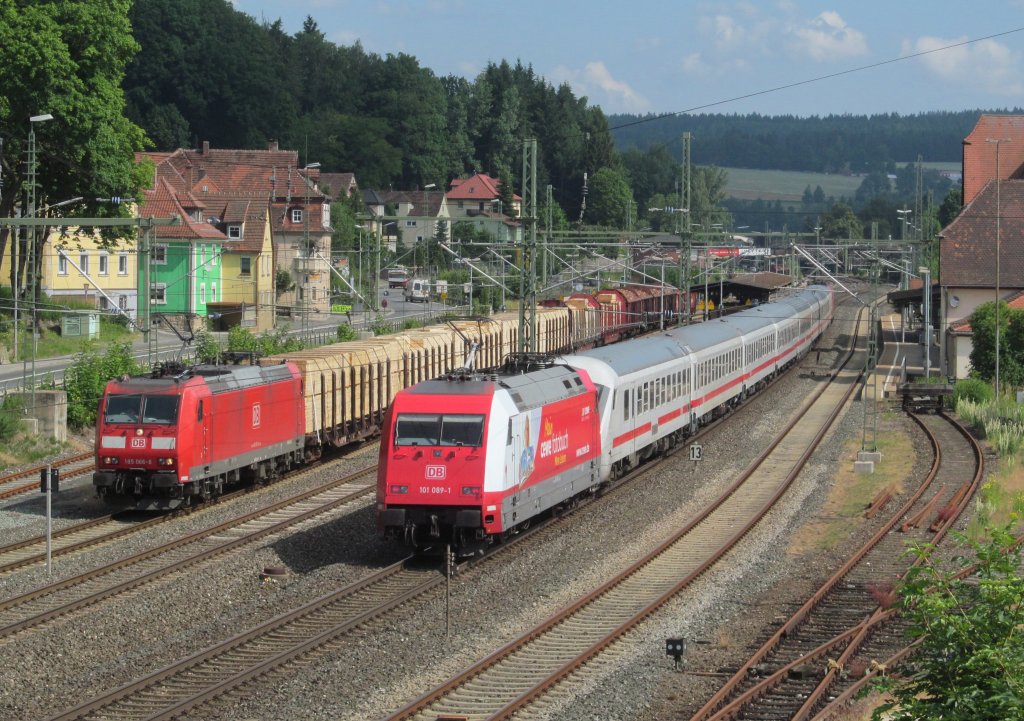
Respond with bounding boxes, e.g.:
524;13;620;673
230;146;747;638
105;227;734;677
607;111;1005;173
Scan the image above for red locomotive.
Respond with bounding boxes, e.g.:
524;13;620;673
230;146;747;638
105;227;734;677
376;361;602;553
93;361;305;509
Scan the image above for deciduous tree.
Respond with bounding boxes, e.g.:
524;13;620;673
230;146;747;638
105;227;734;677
872;527;1024;721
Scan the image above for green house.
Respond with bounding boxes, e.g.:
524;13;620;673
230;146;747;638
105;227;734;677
144;240;222;316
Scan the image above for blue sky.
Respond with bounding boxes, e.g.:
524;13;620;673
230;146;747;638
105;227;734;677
232;0;1024;118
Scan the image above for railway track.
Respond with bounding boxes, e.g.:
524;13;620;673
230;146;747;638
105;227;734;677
38;301;867;721
0;452;95;500
686;410;984;721
375;306;870;721
0;512;171;575
0;465;377;643
0;443;380;576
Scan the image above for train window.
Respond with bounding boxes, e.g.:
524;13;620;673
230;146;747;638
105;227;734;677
143;396;179;425
104;394;142;424
439;414;485;447
395;414;441;446
197;400;204;422
623;390;630;420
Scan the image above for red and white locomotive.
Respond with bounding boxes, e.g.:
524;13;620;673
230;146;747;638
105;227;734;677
376;362;601;552
93;361;305;509
376;286;833;552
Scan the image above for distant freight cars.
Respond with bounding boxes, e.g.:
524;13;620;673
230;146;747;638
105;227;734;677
376;286;833;554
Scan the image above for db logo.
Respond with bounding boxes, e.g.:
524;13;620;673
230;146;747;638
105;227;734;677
425;465;446;480
131;438;146;449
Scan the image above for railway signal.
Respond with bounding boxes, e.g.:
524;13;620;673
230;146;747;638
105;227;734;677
39;466;59;493
666;637;687;670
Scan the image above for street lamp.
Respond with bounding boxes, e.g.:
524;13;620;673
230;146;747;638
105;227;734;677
987;137;1011;398
25;112;53;409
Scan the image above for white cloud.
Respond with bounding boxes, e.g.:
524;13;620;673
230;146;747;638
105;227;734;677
788;11;868;61
908;35;1024;97
548;62;649;113
681;52;709;76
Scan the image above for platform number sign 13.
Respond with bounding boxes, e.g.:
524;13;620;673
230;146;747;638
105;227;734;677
688;444;703;462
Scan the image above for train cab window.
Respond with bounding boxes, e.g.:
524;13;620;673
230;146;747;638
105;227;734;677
395;413;485;447
439;414;485;447
142;396;179;425
104;394;141;424
395;414;441;446
197;400;204;422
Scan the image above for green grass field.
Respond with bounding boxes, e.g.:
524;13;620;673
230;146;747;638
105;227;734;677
722;162;960;202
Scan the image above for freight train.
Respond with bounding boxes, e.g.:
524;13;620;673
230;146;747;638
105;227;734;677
375;285;834;554
93;285;678;508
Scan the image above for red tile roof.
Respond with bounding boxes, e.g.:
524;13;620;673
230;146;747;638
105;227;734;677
962;115;1024;204
446;173;521;201
139;142;333;243
940;179;1024;289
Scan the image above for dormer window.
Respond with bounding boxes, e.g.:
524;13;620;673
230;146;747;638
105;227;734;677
191;209;202;222
227;225;242;239
291;208;303;223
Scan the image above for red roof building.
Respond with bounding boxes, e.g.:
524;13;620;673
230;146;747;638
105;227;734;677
962;115;1024;205
940;115;1024;379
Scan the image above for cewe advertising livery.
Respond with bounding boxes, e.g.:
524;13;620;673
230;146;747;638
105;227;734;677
376;364;601;553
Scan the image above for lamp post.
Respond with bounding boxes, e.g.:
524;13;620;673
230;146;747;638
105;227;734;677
25;113;53;408
987;137;1011;398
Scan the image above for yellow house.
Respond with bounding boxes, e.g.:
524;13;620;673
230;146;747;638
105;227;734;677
1;227;139;318
210;195;275;331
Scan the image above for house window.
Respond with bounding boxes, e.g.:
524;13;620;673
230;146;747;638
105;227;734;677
79;253;89;274
458;201;464;209
118;254;128;275
405;220;417;227
240;256;252;275
228;225;241;239
151;283;167;305
57;254;68;275
118;295;127;310
211;283;217;302
200;284;206;304
98;253;109;276
200;245;206;265
291;208;303;223
152;244;167;265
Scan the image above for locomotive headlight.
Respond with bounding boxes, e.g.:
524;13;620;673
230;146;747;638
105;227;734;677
135;428;144;436
103;456;118;465
389;485;408;494
461;486;481;497
157;458;176;466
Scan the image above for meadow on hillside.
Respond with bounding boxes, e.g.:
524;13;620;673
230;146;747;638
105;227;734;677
722;162;959;202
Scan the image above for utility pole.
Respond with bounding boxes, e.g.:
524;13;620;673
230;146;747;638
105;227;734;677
519;139;538;353
680;132;691;325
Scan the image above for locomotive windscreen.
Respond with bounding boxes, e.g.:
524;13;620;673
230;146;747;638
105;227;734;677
104;394;180;425
395;413;485;447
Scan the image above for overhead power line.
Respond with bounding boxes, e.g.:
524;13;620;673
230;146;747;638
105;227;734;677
610;27;1024;134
